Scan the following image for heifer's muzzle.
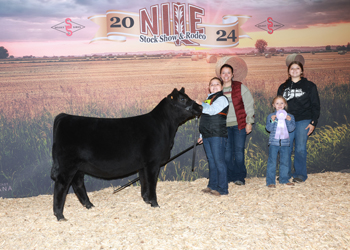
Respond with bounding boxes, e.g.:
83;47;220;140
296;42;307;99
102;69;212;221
186;101;202;115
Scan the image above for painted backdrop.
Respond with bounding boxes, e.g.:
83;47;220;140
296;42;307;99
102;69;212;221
1;0;350;198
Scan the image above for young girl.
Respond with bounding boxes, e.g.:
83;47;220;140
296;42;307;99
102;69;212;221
197;77;229;196
266;96;296;188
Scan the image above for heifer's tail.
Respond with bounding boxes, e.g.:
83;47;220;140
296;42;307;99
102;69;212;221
51;143;59;181
50;113;66;181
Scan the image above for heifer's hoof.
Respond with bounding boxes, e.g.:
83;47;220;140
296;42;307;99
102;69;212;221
85;202;94;209
55;213;67;221
151;202;159;208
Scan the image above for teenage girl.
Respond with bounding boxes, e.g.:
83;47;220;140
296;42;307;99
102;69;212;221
277;61;320;183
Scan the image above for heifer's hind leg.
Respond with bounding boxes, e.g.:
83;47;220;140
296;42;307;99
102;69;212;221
53;174;75;221
71;171;94;209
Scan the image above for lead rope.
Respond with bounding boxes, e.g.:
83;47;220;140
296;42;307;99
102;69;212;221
191;116;199;172
113;116;199;194
113;116;200;194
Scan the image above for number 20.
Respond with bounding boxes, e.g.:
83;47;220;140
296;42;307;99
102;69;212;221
216;30;237;42
110;17;134;28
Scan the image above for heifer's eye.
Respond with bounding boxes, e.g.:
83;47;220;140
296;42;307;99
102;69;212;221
179;97;186;102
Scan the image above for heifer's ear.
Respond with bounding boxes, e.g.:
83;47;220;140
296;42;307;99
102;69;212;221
167;88;178;99
180;87;185;93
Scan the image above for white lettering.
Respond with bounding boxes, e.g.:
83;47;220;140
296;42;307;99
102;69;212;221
0;183;12;192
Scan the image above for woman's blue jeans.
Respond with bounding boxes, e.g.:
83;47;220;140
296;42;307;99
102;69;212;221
203;137;228;195
266;145;290;186
225;126;247;184
289;119;311;181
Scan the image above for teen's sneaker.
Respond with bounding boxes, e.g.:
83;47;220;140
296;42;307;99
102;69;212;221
285;182;295;186
234;180;245;186
210;190;221;196
201;187;212;193
268;184;276;188
292;177;303;183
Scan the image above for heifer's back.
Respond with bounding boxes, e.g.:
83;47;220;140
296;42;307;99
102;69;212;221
52;112;161;180
51;87;202;221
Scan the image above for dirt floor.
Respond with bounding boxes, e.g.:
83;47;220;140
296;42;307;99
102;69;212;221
1;172;349;249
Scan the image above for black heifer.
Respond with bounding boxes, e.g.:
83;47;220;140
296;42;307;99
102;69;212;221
51;88;202;221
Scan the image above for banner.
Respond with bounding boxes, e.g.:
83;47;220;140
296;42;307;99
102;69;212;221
89;3;250;48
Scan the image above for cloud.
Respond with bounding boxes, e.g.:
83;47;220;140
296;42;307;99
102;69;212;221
0;0;83;19
298;0;350;26
2;0;349;24
251;0;350;30
0;0;168;19
0;17;94;42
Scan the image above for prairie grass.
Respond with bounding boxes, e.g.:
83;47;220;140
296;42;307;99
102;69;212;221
307;121;350;172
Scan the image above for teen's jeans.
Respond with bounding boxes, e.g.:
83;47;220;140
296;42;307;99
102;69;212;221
225;126;247;184
203;136;228;195
266;145;290;186
289;119;311;181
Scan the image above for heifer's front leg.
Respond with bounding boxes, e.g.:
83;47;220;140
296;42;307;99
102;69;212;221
139;168;151;204
71;171;94;209
145;165;161;207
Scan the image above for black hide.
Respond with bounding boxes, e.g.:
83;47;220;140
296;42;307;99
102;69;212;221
51;88;202;221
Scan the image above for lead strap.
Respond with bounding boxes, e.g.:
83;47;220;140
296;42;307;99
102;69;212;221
191;117;199;172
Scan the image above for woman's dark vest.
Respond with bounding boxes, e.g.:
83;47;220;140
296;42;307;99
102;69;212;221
199;91;229;139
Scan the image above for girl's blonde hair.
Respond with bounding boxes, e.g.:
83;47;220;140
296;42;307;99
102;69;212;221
272;95;288;110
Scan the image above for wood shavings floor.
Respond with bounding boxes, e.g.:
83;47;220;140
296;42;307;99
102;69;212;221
1;172;349;250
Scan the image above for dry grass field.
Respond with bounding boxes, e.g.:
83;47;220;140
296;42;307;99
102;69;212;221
0;58;212;119
1;52;350;119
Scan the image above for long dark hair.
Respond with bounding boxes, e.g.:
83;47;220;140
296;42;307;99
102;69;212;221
220;64;234;74
287;60;304;79
282;60;304;91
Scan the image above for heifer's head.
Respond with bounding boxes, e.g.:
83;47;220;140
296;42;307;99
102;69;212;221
167;88;202;121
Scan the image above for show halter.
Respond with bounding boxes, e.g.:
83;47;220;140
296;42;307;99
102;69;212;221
275;110;289;139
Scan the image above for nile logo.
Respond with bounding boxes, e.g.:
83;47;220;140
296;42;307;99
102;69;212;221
255;17;284;34
51;18;85;36
89;3;250;48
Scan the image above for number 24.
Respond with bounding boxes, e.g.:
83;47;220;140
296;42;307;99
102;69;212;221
216;30;236;42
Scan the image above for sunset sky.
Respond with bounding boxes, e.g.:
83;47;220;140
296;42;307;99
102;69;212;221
1;0;349;57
